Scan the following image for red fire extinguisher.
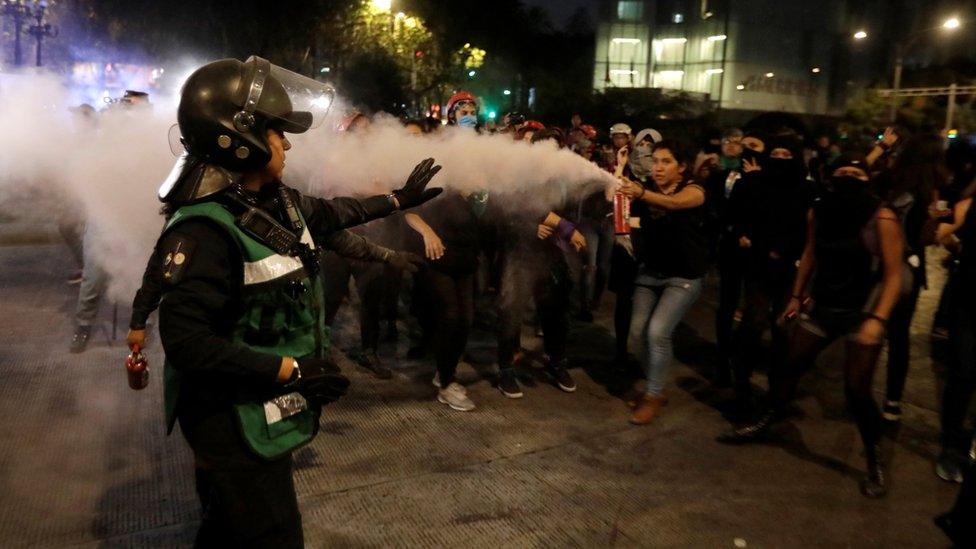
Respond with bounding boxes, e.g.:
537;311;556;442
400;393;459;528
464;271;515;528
613;191;631;235
126;345;149;390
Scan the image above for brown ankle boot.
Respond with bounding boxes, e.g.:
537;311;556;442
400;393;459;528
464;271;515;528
629;394;668;424
627;392;668;409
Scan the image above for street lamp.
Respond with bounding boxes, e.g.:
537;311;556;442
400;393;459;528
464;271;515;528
889;17;963;121
853;30;868;40
370;0;392;13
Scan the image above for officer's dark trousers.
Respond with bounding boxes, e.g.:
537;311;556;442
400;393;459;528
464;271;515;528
497;256;571;368
180;413;303;549
424;268;474;387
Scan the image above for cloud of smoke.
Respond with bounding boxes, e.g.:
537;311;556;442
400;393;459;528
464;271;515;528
0;70;615;304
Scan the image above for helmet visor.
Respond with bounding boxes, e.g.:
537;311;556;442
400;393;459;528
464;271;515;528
238;56;335;134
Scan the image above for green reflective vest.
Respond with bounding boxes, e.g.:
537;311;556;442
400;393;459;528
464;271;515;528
162;200;328;460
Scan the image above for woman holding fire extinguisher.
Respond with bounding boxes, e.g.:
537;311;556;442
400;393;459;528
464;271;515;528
617;140;708;426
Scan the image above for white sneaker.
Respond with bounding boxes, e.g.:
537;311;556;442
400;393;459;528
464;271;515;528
438;382;475;411
432;372;441;388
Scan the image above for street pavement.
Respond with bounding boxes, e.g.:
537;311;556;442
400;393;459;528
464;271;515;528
0;242;962;548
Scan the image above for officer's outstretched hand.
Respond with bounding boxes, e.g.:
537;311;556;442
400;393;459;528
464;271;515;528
291;358;350;406
387;251;424;273
393;158;442;209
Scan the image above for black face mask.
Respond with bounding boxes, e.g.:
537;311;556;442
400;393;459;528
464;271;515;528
765;158;805;184
829;175;868;194
740;147;765;166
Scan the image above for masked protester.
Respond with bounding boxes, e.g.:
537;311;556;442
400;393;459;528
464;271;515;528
705;128;762;387
719;156;905;499
404;93;495;412
731;135;814;412
446;91;479;129
151;57;442;545
494;128;583;398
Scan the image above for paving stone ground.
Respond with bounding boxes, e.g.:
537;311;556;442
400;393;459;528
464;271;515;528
0;242;962;548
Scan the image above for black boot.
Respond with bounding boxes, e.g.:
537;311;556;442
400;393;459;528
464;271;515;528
357;350;392;379
717;408;777;444
70;325;91;354
860;444;887;498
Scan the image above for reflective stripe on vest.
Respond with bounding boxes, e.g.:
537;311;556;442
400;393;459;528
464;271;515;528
243;228;314;285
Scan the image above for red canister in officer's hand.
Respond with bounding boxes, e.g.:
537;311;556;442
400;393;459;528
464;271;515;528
613;191;631;235
126;345;149;391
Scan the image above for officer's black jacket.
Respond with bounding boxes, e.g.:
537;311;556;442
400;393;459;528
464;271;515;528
130;186;398;328
154;183;398;421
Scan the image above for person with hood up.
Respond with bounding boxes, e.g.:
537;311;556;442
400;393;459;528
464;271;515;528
731;134;814;411
719;155;905;499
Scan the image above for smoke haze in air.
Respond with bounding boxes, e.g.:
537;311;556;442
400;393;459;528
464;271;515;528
0;70;614;300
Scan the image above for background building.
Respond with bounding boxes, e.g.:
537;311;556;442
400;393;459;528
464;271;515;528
593;0;847;117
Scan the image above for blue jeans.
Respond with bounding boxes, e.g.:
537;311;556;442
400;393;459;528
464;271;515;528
629;273;703;396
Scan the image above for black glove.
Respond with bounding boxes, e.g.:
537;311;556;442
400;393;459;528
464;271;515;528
288;358;350;406
393;158;443;209
386;251;424;273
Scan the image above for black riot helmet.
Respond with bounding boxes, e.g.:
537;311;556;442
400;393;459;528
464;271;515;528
160;56;335;203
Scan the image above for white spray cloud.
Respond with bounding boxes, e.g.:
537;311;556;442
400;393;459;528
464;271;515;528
0;71;615;303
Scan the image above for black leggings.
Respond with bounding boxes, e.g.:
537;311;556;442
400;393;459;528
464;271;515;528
497;259;571;368
884;278;922;402
321;252;389;352
716;240;745;365
734;257;793;394
768;310;884;453
424;269;474;387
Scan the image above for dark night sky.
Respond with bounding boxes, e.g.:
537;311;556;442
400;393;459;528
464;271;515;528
523;0;599;27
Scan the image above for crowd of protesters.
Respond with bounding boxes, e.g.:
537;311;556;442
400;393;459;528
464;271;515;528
64;87;972;541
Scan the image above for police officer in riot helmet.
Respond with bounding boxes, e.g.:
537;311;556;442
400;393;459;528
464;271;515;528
154;56;442;546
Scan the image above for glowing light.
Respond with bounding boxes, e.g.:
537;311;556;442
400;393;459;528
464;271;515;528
370;0;392;13
706;34;727;41
736;84;746;90
468;70;476;77
765;72;774;78
612;38;642;44
320;67;331;73
503;89;511;95
488;111;497;119
660;38;687;44
943;17;961;30
659;70;685;76
811;67;821;73
853;30;868;40
948;129;959;139
704;68;724;75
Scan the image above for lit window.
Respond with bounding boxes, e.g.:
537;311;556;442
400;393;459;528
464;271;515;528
617;1;644;21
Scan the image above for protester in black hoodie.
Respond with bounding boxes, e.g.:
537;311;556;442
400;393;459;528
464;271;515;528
720;156;906;499
708;128;765;386
732;135;814;409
